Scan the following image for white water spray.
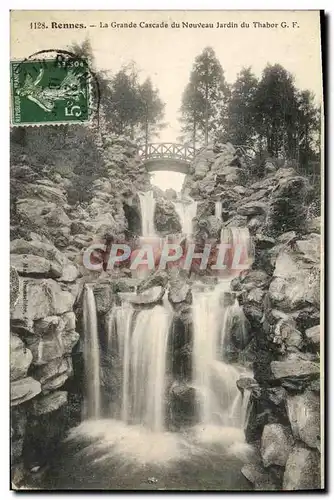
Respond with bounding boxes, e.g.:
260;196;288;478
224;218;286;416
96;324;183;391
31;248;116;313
138;191;156;237
107;303;172;431
173;199;198;236
83;285;101;419
215;201;222;220
107;302;134;422
192;283;249;427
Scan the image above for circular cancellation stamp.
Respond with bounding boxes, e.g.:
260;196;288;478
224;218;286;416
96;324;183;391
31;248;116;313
10;49;100;126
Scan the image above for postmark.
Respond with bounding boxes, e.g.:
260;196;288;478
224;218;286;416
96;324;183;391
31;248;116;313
10;50;100;126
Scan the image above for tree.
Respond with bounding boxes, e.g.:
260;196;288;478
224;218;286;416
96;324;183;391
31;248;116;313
295;90;321;168
179;47;229;147
179;80;202;148
106;68;141;137
225;67;258;146
253;64;298;157
137;77;165;150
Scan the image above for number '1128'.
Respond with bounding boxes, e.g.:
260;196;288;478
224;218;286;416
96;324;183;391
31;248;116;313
30;22;47;29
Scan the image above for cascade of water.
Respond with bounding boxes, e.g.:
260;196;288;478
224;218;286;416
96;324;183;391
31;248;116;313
215;200;222;220
138;191;156;237
124;304;171;431
192;282;249;428
105;301;172;430
83;285;101;419
116;303;134;422
173;199;198;236
229;227;254;270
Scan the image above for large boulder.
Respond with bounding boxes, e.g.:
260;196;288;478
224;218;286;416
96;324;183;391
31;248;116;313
16;199;57;228
286;391;320;451
241;463;278;491
11;377;41;406
272;318;303;350
217;166;242;184
305;325;321;348
269;235;320;312
224;215;248;228
25;316;79;366
22;182;67;204
231;269;271;292
119;286;165;305
197;176;216;196
271;359;319;380
266;176;311;235
10;334;33;381
237;201;268;217
154;198;182;235
11;279;76;321
10;238;78;282
195;215;222;240
136;270;169;294
11;238;65;265
30;391;68;416
169;381;196;427
168;278;192;306
43;207;70;227
306;217;321;234
10;254;62;278
92;282;114;314
193;159;210;180
283;447;321;490
260;424;294;467
33;357;72;390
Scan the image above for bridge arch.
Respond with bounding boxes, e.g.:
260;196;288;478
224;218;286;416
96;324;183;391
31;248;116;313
137;142;256;174
137;143;195;174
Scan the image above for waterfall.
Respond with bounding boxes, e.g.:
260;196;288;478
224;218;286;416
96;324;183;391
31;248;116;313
126;305;172;431
138;191;156;237
192;282;249;428
106;302;134;422
215;201;222;220
83;285;101;419
173;199;198;236
229;227;254;270
219;226;253;272
117;303;134;423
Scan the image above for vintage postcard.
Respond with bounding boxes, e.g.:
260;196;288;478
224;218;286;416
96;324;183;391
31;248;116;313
10;10;324;491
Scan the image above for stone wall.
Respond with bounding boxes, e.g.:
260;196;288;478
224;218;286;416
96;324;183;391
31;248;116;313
10;135;152;485
186;143;321;490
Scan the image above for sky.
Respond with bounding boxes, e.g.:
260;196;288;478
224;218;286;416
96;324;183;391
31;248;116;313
11;10;323;190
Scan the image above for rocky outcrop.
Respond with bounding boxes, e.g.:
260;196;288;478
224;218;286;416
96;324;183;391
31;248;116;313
183;143;244;200
154;197;181;235
10;232;81;478
260;424;294;467
286;391;321;451
216;151;322;490
283;447;321;490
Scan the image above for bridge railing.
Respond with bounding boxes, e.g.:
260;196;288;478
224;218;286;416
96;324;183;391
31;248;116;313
137;143;196;162
137;142;256;165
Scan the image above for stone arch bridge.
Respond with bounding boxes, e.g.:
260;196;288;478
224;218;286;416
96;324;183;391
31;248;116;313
137;143;255;174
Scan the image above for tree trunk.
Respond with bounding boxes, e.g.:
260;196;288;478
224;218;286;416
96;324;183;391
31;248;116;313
193;116;196;150
204;81;209;146
145;115;149;155
204;62;209;146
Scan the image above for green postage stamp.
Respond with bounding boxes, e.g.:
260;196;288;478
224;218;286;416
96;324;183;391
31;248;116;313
10;58;91;125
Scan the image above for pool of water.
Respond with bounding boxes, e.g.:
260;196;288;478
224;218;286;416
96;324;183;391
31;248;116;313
38;420;255;491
